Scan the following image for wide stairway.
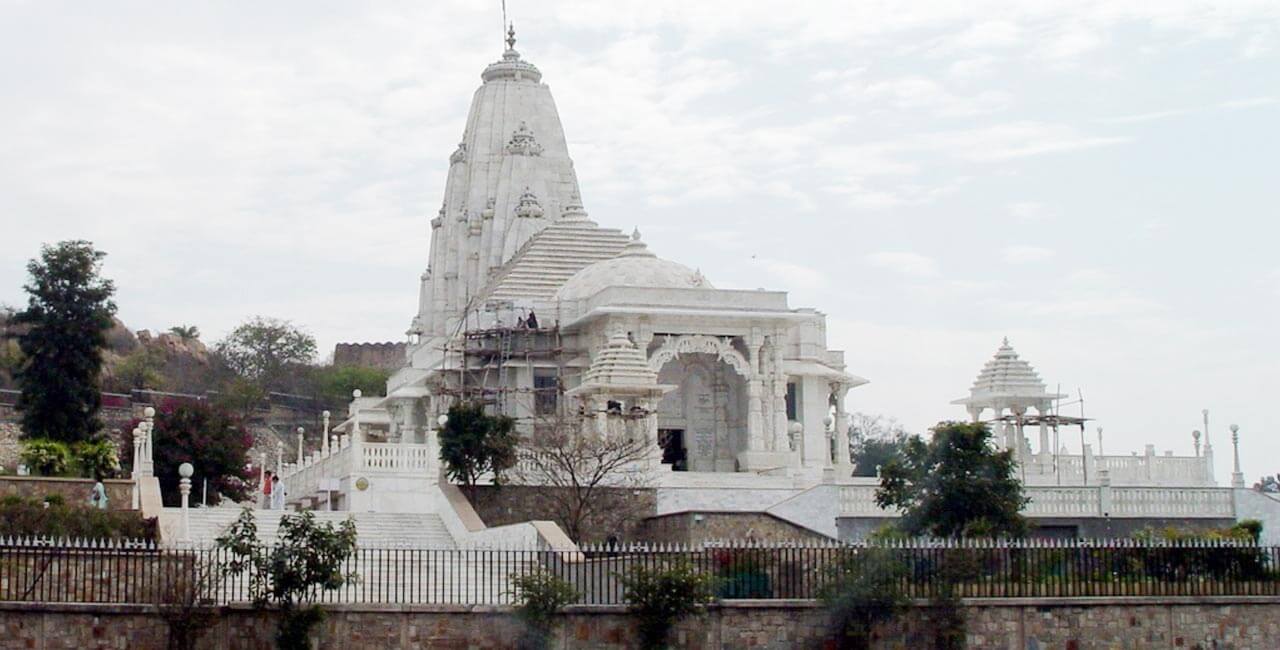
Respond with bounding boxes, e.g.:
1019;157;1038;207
176;508;456;548
168;508;531;604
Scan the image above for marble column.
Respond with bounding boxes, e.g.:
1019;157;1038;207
832;382;852;470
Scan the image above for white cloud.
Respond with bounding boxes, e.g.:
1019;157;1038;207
865;251;939;277
1007;201;1056;221
1002;245;1055;264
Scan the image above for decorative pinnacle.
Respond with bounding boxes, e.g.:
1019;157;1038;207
506;23;516;50
632;227;641;241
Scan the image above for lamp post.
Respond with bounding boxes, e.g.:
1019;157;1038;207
297;427;305;466
178;462;194;544
1230;424;1245;489
322;410;331;455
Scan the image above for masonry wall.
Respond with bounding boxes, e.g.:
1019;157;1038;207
2;598;1279;649
642;511;831;545
468;485;657;543
0;476;134;510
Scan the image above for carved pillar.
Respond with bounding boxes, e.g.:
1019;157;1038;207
770;332;790;453
832;382;851;470
746;330;765;452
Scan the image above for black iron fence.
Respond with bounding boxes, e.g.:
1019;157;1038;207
2;537;1277;606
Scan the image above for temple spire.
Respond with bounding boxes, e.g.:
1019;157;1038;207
506;23;517;51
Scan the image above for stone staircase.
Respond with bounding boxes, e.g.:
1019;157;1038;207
484;220;631;300
174;508;457;548
169;507;537;603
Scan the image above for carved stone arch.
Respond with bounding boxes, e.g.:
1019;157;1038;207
648;334;753;379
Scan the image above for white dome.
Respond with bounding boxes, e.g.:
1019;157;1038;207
555;231;712;301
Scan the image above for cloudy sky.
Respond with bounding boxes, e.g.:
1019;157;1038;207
2;1;1277;481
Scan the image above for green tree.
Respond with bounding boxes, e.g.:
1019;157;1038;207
848;413;909;477
218;509;358;650
876;421;1028;538
13;241;117;443
108;346;168;392
438;401;518;494
119;402;253;506
168;325;200;340
309;365;389;406
213;316;316;391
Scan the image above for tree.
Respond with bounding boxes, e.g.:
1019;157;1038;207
119;402;253;506
438;401;518;494
308;365;389;406
218;509;358;650
515;413;658;542
876;421;1028;538
168;325;200;340
13;241;116;443
107;346;168;392
213;317;316;391
848;413;910;478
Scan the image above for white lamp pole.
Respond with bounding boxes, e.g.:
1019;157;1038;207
321;410;331;455
296;427;305;465
1230;424;1245;488
178;462;194;544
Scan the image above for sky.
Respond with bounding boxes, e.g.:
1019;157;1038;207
1;1;1277;482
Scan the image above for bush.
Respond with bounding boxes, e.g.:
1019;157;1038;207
20;438;71;476
73;439;120;478
0;495;156;539
118;402;253;507
621;560;715;650
511;569;578;649
819;548;909;650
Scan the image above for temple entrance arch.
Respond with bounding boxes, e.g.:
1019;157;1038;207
650;338;749;473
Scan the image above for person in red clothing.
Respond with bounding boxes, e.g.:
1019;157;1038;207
262;470;273;508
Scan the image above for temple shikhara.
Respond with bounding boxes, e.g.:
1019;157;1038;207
168;31;1277;547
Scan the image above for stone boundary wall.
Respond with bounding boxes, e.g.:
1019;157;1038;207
0;476;134;510
332;342;406;370
2;597;1279;649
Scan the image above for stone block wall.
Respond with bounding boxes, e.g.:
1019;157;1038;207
5;598;1280;649
641;511;831;545
333;342;407;370
468;485;657;543
0;422;19;472
0;476;135;510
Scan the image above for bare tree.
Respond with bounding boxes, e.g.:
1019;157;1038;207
514;410;658;543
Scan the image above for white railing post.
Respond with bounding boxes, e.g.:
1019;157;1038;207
178;462;193;544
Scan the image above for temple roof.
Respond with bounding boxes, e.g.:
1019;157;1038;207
580;326;661;388
951;338;1066;410
554;230;713;302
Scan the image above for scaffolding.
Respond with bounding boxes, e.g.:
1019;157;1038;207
436;301;568;421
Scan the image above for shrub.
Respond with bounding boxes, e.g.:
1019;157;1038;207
621;560;715;650
819;548;909;650
218;509;358;650
119;402;253;506
20;438;71;476
73;438;120;478
0;495;156;539
511;569;578;650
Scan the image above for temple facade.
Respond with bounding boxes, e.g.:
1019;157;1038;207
359;31;863;480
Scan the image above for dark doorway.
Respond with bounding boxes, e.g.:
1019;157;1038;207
659;429;687;471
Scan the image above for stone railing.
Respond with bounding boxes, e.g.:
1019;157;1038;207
838;484;1237;519
1024;452;1213;487
280;438;437;504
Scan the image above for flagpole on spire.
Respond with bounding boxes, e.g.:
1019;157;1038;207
501;0;508;50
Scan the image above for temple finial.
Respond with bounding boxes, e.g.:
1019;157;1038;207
631;227;641;241
506;22;517;51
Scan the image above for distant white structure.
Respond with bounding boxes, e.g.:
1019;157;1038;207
953;339;1215;488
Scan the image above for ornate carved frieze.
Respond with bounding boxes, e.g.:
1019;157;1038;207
648;334;752;378
449;142;467;165
514;187;544;218
505;121;544;156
